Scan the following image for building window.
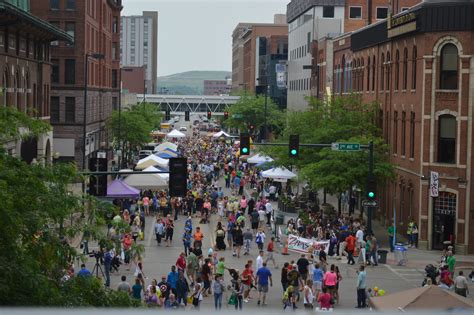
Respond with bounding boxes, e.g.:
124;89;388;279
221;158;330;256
410;112;415;158
376;7;388;20
112;69;117;88
403;48;408;90
380;53;384;91
412;46;417;90
65;97;75;123
395;50;400;90
66;0;75;10
323;6;335;18
386;52;391;89
349;6;362;19
438;114;456;163
50;96;59;122
113;17;118;33
367;57;370;91
64;59;75;84
439;43;458;90
401;111;406;156
393;111;398;154
65;22;75;47
51;59;59;84
307;32;311;53
372;56;376;91
50;0;59;10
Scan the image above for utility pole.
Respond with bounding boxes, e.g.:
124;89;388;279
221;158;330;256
367;140;374;234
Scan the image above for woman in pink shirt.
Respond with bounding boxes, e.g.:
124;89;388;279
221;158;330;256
142;196;150;216
239;196;247;212
323;264;338;298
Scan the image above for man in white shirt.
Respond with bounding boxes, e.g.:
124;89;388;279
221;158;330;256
269;185;277;200
256;250;264;270
356;227;364;247
265;201;272;226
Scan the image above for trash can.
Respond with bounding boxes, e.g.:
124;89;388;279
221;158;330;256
276;214;284;225
394;244;408;266
377;249;388;264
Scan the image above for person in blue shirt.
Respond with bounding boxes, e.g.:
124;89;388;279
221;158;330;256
132;278;143;300
167;265;179;292
256;262;273;306
312;262;324;299
356;265;367;308
77;264;91;277
184;216;193;232
183;229;192;256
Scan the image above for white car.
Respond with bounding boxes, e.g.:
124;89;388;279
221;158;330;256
179;126;187;132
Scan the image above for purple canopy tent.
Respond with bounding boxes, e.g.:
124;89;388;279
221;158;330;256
106;179;140;198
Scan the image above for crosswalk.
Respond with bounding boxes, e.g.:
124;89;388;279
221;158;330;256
384;264;425;286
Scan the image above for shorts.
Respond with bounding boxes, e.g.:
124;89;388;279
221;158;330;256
258;284;269;293
266;252;274;261
243;283;251;291
313;281;322;291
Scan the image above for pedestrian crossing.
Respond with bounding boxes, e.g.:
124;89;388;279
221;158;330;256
384;264;425;285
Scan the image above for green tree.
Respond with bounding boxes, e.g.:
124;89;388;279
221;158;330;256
224;94;285;137
264;95;394;198
108;103;163;165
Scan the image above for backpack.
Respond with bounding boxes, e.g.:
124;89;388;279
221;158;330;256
256;234;263;244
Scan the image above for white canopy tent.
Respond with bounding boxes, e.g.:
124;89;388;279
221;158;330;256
135;154;169;170
212;131;231;138
166;129;186;139
248;153;274;164
123;172;168;190
261;167;297;182
143;166;170;181
153;141;178;153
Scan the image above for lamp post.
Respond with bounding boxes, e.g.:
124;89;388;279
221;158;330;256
82;52;105;170
118;68;123;168
256;76;269;142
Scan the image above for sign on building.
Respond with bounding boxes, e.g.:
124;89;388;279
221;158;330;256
276;63;287;88
430;171;439;197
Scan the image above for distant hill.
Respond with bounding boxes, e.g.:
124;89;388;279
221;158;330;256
157;71;231;95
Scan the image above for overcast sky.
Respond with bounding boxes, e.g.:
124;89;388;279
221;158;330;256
122;0;288;77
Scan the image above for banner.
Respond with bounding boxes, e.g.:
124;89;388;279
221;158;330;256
430;171;439;197
276;63;287;88
287;234;329;256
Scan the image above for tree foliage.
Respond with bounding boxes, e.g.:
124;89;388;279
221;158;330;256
0;107;134;306
224;94;285;136
263;95;394;195
108;103;163;164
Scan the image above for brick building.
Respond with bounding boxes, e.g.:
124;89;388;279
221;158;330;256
31;0;122;168
0;0;71;164
121;66;146;94
317;0;474;253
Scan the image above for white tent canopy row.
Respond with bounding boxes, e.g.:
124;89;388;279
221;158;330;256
261;167;297;182
142;166;170;180
166;129;186;139
247;153;274;164
153;141;178;153
212;131;231;138
136;154;169;170
123;172;168;190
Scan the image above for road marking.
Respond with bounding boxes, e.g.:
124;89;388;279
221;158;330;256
147;218;155;247
384;264;423;286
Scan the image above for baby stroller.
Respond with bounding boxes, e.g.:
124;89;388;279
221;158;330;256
110;254;122;273
423;264;439;285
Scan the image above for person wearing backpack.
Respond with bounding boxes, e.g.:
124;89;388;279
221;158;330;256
256;229;266;251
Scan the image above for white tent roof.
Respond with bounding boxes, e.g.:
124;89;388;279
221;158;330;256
143;166;169;180
136;154;169;170
248;153;274;164
166;129;186;139
123;173;168;190
153;141;178;153
261;167;297;182
212;131;231;138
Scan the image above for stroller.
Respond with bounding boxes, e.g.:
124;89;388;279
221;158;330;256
423;264;439;285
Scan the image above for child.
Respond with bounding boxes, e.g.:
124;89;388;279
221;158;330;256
282;285;297;310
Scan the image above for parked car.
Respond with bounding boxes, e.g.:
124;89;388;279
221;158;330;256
138;150;153;160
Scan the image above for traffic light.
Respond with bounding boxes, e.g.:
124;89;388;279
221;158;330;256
185;111;190;121
240;133;250;155
207;111;212;120
366;175;377;200
169;158;188;197
223;111;229;120
88;157;107;196
165;110;171;121
289;134;299;158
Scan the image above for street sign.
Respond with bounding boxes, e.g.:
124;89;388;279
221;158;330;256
331;143;361;151
362;200;378;207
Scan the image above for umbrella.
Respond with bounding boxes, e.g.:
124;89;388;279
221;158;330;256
136;154;169;170
123;173;168;190
248;153;274;164
166;129;186;139
106;180;140;198
212;131;231;138
153;141;178;153
261;167;297;182
370;285;474;311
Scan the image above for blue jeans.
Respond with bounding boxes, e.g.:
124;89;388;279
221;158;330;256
389;236;394;252
214;293;223;310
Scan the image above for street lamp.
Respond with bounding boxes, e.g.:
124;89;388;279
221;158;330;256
82;52;105;171
256;76;269;142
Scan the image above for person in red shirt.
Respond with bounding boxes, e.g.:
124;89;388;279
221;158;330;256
265;237;278;268
176;252;187;272
317;287;333;310
345;233;356;265
241;263;254;302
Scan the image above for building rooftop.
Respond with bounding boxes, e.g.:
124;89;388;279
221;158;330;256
287;0;345;23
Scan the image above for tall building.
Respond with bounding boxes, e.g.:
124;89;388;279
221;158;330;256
203;79;231;96
0;0;71;164
31;0;123;168
286;0;420;111
313;0;474;253
121;11;158;94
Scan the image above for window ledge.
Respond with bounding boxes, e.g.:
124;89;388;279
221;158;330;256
411;89;416;93
393;153;398;157
401;89;407;93
401;155;406;159
409;158;415;162
436;89;459;93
